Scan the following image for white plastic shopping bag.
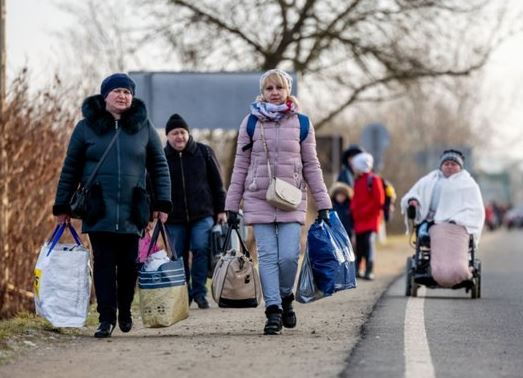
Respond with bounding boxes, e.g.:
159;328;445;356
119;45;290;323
34;223;91;327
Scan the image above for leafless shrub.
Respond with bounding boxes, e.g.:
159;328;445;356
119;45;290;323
0;72;76;318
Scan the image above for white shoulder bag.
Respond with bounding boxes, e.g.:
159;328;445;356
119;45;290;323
260;122;302;211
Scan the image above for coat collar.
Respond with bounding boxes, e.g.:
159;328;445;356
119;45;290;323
81;95;149;135
165;135;197;156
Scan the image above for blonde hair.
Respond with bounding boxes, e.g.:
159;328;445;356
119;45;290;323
257;69;300;109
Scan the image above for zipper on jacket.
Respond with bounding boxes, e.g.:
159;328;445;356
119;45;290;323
272;121;282;222
179;152;190;223
115;120;120;231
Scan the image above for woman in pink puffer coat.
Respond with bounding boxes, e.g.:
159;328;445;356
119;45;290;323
225;69;332;335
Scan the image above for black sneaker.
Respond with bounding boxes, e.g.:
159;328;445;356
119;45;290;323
264;305;283;335
94;321;115;338
194;296;210;309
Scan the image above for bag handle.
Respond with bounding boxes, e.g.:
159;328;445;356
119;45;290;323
81;128;121;191
221;224;251;259
47;223;83;256
148;221;178;260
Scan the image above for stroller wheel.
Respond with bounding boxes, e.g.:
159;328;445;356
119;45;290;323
471;260;482;299
411;279;418;297
405;257;413;297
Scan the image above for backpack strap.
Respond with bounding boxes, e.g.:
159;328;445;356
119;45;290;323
297;113;310;142
241;115;258;152
367;174;374;192
242;113;310;152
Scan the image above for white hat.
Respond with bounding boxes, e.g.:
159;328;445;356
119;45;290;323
351;152;374;173
259;69;293;93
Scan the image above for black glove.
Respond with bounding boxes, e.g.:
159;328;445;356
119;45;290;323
227;211;240;228
407;205;417;220
317;209;330;225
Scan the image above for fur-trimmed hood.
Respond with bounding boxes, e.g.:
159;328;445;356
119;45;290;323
81;95;150;135
329;181;353;199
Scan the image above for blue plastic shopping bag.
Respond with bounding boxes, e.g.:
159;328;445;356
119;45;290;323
306;219;345;297
329;212;357;291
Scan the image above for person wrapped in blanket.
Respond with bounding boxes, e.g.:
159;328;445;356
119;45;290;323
400;149;485;287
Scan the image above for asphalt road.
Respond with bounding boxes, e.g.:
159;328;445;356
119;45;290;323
342;229;523;378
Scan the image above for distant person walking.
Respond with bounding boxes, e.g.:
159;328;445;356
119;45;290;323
350;152;385;280
330;182;354;239
53;73;172;338
163;113;227;309
225;68;332;335
336;144;365;238
337;144;365;188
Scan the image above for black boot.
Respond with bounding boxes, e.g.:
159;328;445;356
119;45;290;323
281;293;297;328
364;261;375;280
94;321;115;338
264;305;283;335
118;314;133;333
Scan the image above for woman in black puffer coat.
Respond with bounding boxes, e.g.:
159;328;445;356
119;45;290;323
53;73;172;338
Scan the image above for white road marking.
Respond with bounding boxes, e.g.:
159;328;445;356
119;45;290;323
404;287;436;378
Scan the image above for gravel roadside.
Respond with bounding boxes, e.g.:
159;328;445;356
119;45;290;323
0;235;412;378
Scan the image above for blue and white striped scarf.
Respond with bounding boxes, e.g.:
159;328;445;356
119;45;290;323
250;101;296;122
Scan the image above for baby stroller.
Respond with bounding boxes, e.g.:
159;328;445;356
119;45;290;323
404;208;481;299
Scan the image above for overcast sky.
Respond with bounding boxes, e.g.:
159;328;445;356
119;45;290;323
7;0;523;166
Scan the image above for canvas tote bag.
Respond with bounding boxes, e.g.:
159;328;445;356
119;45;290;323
260;122;302;211
138;222;189;327
211;225;262;308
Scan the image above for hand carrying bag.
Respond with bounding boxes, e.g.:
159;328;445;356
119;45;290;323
211;225;262;308
208;223;231;279
138;222;189;328
260;122;302;211
69;128;120;219
34;223;91;327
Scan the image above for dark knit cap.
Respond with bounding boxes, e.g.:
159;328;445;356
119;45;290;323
341;144;365;166
100;73;136;98
165;113;190;135
439;149;465;168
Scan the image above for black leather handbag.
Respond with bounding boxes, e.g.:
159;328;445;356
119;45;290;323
69;129;120;219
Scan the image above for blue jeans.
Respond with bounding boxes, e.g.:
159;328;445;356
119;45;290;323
253;222;302;308
166;216;214;300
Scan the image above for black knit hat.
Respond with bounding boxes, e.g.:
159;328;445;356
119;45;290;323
100;73;136;98
165;113;190;135
341;144;365;166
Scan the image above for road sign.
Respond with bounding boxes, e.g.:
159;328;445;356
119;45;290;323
129;71;297;131
360;123;390;172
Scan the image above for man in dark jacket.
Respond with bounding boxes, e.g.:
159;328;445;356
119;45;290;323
337;144;365;188
164;114;226;309
53;73;172;338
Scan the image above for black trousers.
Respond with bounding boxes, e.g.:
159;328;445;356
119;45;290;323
355;231;374;275
89;233;139;324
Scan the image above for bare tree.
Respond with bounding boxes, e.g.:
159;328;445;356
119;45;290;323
55;0;165;93
131;0;507;128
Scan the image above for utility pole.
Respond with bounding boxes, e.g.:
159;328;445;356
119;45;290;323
0;0;5;109
0;0;6;315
